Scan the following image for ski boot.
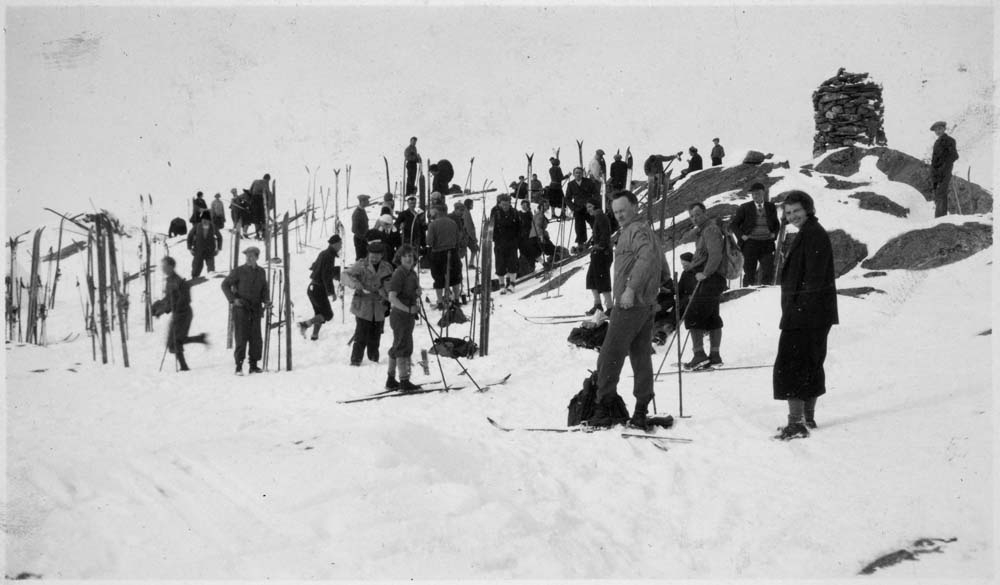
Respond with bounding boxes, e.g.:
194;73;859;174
298;321;310;339
684;351;710;370
385;375;400;391
628;401;650;431
708;352;723;367
774;423;810;441
399;379;422;392
248;361;262;374
235;361;244;376
585;304;604;316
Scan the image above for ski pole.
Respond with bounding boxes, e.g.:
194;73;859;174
418;300;483;391
417;300;449;390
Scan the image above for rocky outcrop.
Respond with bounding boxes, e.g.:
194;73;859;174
829;229;869;277
838;287;886;298
861;222;993;270
849;191;909;218
813;69;887;156
812;146;992;215
659;204;741;248
824;176;870;190
651;162;788;229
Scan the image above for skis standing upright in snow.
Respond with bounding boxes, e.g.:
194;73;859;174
24;228;44;345
282;212;293;371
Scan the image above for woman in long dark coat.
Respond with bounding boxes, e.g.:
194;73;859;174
773;190;838;440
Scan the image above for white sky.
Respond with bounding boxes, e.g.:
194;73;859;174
3;1;995;234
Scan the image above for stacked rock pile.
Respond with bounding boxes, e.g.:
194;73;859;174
813;68;887;156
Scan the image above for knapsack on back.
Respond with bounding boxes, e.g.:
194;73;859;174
721;230;744;281
567;370;630;426
168;217;188;236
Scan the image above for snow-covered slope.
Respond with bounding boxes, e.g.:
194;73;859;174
3;156;994;579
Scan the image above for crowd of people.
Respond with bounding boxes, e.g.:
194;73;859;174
155;130;883;439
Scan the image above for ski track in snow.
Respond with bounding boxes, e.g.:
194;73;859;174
4;178;994;579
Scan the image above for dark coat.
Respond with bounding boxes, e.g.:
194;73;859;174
931;134;959;182
309;248;341;295
548;165;564;186
221;264;270;316
779;217;838;330
730;201;780;241
608;160;628;189
565;178;598;211
366;228;401;262
591;210;612;251
394;209;426;248
687;153;703;172
187;222;222;256
432;159;454;193
492;206;521;246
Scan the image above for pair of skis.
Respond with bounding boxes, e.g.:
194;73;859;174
487;417;691;451
339;373;511;404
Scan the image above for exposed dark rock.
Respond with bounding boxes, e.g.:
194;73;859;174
837;287;886;298
863;271;887;278
861;222;993;270
814;147;866;176
978;329;991;336
824;176;870;190
828;229;869;277
849;191;909;218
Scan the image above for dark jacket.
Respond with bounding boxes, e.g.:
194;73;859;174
404;144;421;164
395;209;426;248
711;144;725;161
931;134;959;181
779;216;839;330
518;210;533;239
352;207;369;237
730;201;780;241
677;269;697;316
221;264;270;315
187;222;222;256
492;206;521;246
366;228;401;261
309;248;340;296
250;178;272;211
432;159;454;193
687;153;703;172
426;215;459;252
565;178;598;211
548;164;564;186
591;209;612;251
609;160;628;188
162;273;191;315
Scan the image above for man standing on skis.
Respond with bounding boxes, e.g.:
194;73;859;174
546;157;565;217
221;246;270;375
773;190;838;440
683;202;726;369
153;256;207;371
930;121;959;217
404;136;421;196
298;234;342;341
588;190;671;430
492;194;522;294
425;204;463;308
609;153;629;192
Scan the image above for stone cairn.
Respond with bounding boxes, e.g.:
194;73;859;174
813;68;887;157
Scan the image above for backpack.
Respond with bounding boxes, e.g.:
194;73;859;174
567;321;609;350
429;336;478;358
567;370;629;426
168;217;188;236
721;229;744;281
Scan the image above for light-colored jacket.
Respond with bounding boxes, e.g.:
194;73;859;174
588;157;605;181
342;258;393;321
613;217;670;308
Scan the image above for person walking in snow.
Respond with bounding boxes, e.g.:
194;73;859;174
588;190;671;429
298;235;342;341
425;205;463;308
186;212;223;278
492;194;521;294
342;240;393;366
710;138;725;166
386;244;423;392
221;246;269;375
773;190;838;440
352;194;371;260
585;199;613;316
546;157;566;216
683;202;726;369
152;256;207;372
930;121;959;218
210;193;226;231
404;136;421;196
566;167;599;252
730;182;780;287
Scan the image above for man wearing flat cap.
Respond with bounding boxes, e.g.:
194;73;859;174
930;121;959;218
298;235;343;341
221;246;270;375
352;194;371;260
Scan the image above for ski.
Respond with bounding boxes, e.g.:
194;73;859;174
282;212;292;371
340;374;510;404
651;364;772;377
514;309;587;321
487;417;682;436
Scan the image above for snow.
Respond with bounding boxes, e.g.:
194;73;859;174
4;163;994;579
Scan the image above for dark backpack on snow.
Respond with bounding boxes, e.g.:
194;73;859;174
429;336;478;358
567;370;629;426
567;321;608;350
